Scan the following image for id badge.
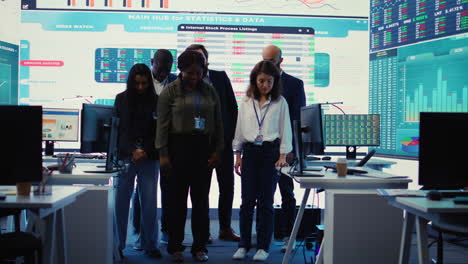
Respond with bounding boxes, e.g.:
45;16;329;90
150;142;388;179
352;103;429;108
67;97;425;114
194;117;206;130
254;134;263;146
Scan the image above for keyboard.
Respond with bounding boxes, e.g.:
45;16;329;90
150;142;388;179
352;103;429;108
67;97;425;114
323;165;368;175
53;154;106;159
439;190;468;198
290;171;324;177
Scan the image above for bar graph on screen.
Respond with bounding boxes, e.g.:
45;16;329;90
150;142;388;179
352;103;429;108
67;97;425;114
62;0;157;8
26;0;365;16
400;48;468;122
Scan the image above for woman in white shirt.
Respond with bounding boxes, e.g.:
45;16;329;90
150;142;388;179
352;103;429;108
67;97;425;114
232;60;292;262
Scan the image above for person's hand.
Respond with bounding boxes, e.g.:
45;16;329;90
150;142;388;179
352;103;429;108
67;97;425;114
286;152;294;164
208;152;220;170
160;156;171;170
234;153;242;176
132;149;147;162
275;153;288;168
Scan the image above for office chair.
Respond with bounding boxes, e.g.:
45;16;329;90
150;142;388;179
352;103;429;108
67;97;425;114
0;209;43;264
430;215;468;264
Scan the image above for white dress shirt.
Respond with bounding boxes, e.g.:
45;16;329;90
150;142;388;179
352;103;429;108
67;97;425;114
153;75;170;96
232;95;292;154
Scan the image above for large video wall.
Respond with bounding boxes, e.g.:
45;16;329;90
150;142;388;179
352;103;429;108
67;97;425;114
369;0;468;158
0;0;20;105
19;0;369;149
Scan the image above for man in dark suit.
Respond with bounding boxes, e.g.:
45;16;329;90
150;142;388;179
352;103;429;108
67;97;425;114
187;44;240;242
262;45;306;252
132;49;178;248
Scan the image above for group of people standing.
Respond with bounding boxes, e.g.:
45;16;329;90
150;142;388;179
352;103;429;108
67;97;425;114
113;44;305;262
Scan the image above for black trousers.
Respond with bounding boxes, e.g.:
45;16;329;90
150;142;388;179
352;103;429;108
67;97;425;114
208;145;234;230
167;134;211;255
277;174;296;237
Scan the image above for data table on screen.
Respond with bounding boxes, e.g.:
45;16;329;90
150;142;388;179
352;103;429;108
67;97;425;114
176;25;315;103
94;48;177;83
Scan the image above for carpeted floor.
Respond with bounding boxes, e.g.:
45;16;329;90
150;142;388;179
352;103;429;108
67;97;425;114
114;219;468;264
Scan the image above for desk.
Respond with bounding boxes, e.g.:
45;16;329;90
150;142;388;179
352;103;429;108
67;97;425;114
48;163;113;185
282;169;411;264
46;163;116;264
388;197;468;264
0;186;86;264
306;158;396;171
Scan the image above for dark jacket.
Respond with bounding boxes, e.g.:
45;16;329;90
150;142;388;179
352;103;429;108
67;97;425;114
281;72;306;153
114;91;158;160
208;69;238;146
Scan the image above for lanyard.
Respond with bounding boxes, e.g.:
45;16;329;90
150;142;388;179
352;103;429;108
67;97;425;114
161;77;169;87
190;90;201;116
253;100;270;132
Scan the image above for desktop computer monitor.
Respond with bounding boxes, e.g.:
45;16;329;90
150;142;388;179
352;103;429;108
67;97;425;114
324;114;380;159
300;104;325;157
42;108;80;156
0;105;43;185
80;104;119;172
419;112;468;189
293;120;305;174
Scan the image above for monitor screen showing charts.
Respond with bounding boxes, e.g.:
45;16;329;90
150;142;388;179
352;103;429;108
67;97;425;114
42;108;80;142
324;114;380;146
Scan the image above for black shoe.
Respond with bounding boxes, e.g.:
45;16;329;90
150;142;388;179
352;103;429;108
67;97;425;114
193;251;208;262
145;248;162;258
219;228;240;242
133;244;143;251
118;249;125;259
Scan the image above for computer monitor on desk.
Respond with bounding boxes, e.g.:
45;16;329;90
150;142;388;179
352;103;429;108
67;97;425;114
42;108;80;156
324;114;380;159
0;106;43;185
291;104;325;177
301;104;325;157
419;112;468;190
80;104;119;173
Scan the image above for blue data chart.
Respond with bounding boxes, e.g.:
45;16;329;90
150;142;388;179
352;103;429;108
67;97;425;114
370;0;468;52
94;48;177;83
369;34;468;157
0;41;19;105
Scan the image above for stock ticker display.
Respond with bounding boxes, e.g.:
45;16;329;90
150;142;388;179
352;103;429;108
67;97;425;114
370;0;468;52
369;0;468;157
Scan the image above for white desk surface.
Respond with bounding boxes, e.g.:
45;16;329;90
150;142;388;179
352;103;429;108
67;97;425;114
394;197;468;214
306;157;396;166
0;185;86;209
44;162;116;185
284;168;411;189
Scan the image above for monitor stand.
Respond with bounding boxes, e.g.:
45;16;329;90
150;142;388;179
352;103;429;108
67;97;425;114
346;145;357;160
45;140;55;156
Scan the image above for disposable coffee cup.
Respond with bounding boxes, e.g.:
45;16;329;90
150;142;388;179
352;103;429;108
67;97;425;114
16;182;32;196
336;158;348;177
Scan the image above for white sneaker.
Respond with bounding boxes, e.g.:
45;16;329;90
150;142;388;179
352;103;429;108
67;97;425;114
280;237;296;253
252;249;269;262
232;247;248;260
